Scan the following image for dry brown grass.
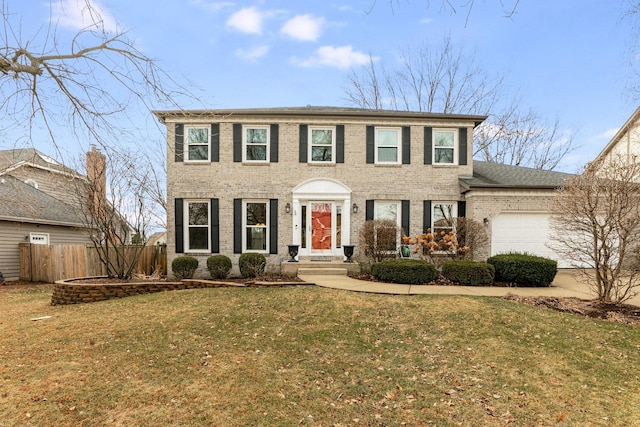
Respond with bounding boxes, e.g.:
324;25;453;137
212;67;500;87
2;283;640;426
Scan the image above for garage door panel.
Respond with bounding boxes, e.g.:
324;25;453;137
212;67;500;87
491;213;571;268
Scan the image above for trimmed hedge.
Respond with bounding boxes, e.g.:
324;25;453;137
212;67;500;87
441;260;495;286
207;255;232;279
487;252;557;287
172;256;199;279
371;259;437;284
239;252;266;278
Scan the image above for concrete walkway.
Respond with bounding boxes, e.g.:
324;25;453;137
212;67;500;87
298;269;640;306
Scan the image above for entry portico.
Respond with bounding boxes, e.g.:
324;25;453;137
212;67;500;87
291;178;352;258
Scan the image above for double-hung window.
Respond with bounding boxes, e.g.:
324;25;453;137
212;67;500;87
375;128;401;164
374;201;401;251
244;126;269;162
185;200;210;252
185;126;210;162
433;130;457;165
432;203;456;246
244;201;268;252
309;127;335;163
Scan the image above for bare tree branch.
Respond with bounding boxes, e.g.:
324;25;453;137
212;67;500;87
550;155;640;304
344;36;574;170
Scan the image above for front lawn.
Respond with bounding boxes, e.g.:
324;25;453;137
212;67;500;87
1;283;639;426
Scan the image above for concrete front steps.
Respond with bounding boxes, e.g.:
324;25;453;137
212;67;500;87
282;257;359;277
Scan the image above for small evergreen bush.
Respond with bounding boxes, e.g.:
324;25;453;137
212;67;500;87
487;252;557;287
441;260;495;286
371;259;437;284
206;255;232;279
172;256;199;280
239;252;266;278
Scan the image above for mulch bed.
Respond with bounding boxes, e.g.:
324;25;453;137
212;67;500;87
502;295;640;325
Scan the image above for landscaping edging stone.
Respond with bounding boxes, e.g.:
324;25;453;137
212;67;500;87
51;277;310;305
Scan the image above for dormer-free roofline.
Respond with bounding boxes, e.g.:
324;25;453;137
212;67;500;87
152;106;487;128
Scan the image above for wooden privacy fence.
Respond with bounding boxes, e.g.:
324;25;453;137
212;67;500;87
19;243;167;282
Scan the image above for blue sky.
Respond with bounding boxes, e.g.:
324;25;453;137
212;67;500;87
7;0;639;172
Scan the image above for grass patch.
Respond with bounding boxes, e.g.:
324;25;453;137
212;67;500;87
1;284;640;426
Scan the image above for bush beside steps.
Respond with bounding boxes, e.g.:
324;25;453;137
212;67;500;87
371;259;437;284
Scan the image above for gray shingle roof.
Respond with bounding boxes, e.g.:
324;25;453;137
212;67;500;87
153;106;487;126
0;148;79;177
460;161;574;190
0;174;85;226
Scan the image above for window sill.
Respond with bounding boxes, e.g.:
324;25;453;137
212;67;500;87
307;162;336;167
242;162;270;166
374;163;402;167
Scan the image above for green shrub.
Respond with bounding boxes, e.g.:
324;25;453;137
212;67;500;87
239;252;266;278
172;256;199;280
371;259;437;284
441;260;495;286
487;252;558;287
206;255;232;279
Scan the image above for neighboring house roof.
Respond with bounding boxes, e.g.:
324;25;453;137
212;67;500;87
460;161;574;191
0;175;84;226
153;106;488;127
592;106;640;164
0;148;81;177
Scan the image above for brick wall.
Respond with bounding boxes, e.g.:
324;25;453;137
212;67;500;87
164;112;480;278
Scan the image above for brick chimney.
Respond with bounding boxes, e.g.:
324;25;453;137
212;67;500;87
86;145;106;215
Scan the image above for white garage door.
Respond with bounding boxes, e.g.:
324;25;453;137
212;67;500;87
491;212;572;268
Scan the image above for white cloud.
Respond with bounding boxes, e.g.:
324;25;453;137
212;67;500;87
419;17;434;25
226;7;265;34
281;14;324;41
49;0;118;32
295;45;374;69
235;45;271;61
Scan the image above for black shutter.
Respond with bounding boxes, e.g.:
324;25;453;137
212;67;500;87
210;124;220;162
423;200;432;233
366;126;375;164
270;124;279;163
299;124;308;163
424;127;432;165
402;126;411;164
233;124;242;162
459;128;468;166
401;200;410;236
211;198;219;253
365;200;374;221
175;198;184;253
336;125;345;163
233;198;242;253
269;199;278;254
175;124;184;162
457;201;466;218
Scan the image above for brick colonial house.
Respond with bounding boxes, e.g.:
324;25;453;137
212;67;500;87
155;107;573;277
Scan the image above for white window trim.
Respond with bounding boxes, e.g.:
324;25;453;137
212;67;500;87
432;129;458;166
243;200;270;253
184;200;211;253
375;127;401;164
308;126;336;164
374;201;402;252
243;125;270;163
432;202;457;253
184;126;211;163
29;232;49;245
